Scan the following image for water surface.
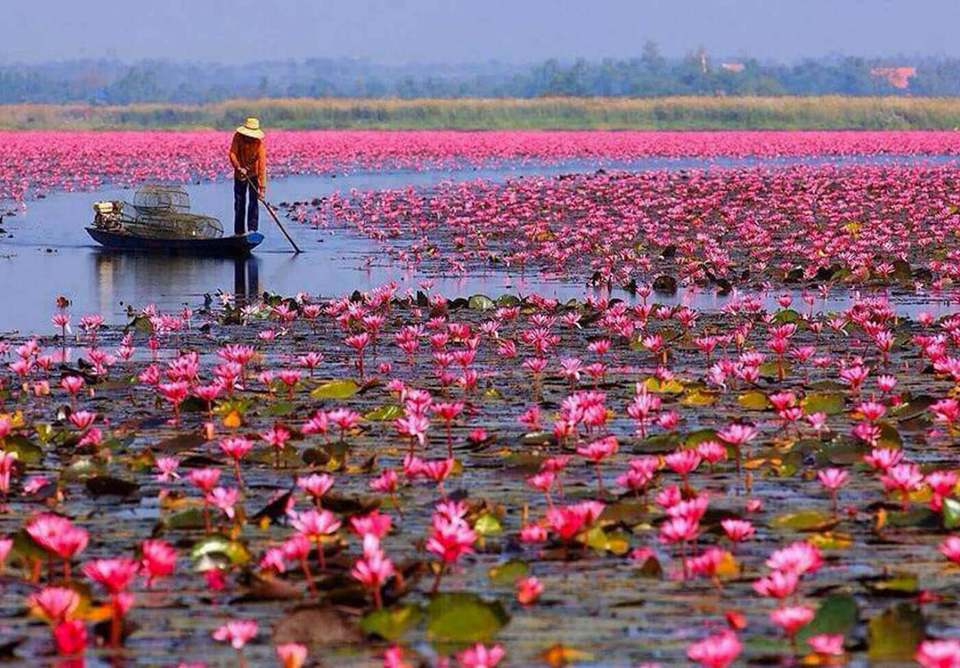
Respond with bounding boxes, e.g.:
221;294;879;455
1;154;956;333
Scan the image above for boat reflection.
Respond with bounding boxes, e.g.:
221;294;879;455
93;251;261;314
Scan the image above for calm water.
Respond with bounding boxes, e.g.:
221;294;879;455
0;154;957;334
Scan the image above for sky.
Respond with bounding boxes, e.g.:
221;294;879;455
3;0;959;64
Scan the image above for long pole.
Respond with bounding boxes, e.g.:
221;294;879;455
244;174;301;254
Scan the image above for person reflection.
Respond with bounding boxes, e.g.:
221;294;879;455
233;256;261;304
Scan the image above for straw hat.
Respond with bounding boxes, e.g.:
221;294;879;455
236;117;264;140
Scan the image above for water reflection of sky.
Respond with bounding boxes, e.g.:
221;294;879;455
1;156;959;335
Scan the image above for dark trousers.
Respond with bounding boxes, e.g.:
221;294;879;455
234;177;260;235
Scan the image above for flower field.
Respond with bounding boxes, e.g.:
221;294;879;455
5;129;960;202
2;131;960;666
318;163;960;290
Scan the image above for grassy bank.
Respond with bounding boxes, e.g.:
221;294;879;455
4;96;960;130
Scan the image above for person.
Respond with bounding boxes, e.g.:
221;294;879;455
228;117;267;235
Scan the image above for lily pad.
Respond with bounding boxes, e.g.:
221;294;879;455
943;497;960;530
3;435;42;465
867;604;925;661
634;432;681;454
583;526;631;555
642;377;684;394
467;295;496;311
737;391;770;411
600;498;647;526
818;436;869;466
652;275;677;294
311;379;360;400
11;528;48;563
807;531;853;550
158;507;206;531
802;392;845;415
683;428;719;448
364;404;404;421
263;401;296;417
770;509;837;532
877;422;903;449
773;308;802;323
156;432;207;453
681;388;718;406
360;604;423;641
273;606;363;649
797;594;858;645
487;560;528;586
862;573;919;597
190;535;251;566
758;361;791;378
85;475;139;497
425;593;509;643
473;513;503;536
520;431;555;446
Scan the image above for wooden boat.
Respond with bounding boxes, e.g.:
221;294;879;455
87;184;263;256
86;227;264;256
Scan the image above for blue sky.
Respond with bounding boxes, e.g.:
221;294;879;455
4;0;957;63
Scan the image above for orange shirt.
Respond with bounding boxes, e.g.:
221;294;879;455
228;133;267;187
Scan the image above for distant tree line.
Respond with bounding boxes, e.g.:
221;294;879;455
1;43;958;104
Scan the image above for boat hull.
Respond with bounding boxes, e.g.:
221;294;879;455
86;228;264;256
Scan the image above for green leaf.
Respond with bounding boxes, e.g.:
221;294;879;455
520;431;555;446
773;309;802;324
11;528;48;563
877;421;903;449
634;554;663;578
263;401;295;417
797;594;858;645
818;436;869;466
33;423;55;444
360;604;422;641
886;507;940;529
862;573;918;597
652;274;677;293
868;604;925;661
808;380;847;392
582;526;631;555
160;507;207;531
770;509;837;532
642;377;684;394
62;457;104;481
802;392;845;415
190;535;251;566
127;314;154;334
85;475;139;497
426;593;509;643
634;432;681;454
891;259;912;282
311;379;360;400
364;405;404;421
683;428;719;448
758;361;791;378
156;432;208;453
487;560;528;586
737;390;770;411
467;295;496;311
473;513;502;536
942;497;960;529
3;435;42;465
213;397;252;417
599;498;647;526
681;388;718;406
